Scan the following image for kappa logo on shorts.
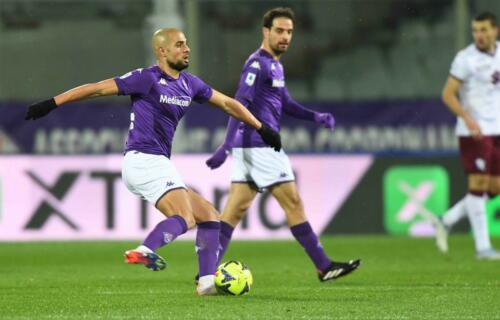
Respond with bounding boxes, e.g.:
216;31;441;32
475;158;486;172
166;181;175;187
279;172;288;178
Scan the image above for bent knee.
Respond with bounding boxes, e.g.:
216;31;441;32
178;213;196;229
222;200;252;222
285;194;304;212
197;202;220;222
235;201;253;216
469;175;490;192
489;178;500;195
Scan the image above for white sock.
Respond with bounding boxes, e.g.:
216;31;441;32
442;198;467;227
465;193;492;252
136;245;154;254
198;275;215;288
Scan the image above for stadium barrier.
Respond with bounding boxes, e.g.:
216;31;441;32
1;154;499;241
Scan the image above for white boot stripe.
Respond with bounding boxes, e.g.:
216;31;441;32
324;268;344;280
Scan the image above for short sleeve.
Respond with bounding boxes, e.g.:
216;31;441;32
450;52;469;81
114;68;155;95
235;59;261;106
190;75;213;103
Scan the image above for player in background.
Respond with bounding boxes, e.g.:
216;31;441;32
25;28;282;294
205;7;360;282
435;12;500;260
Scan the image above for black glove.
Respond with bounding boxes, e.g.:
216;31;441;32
257;123;282;151
25;98;58;120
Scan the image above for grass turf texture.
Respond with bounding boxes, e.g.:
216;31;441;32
0;236;499;319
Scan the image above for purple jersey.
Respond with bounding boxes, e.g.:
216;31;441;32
114;66;212;158
232;49;291;147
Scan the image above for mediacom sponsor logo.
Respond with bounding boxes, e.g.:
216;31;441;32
0;155;373;241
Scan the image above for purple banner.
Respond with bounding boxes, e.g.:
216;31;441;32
0;99;457;154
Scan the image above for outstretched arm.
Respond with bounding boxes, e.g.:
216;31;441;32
25;79;119;120
282;96;316;120
207;89;281;152
282;89;334;130
205;116;240;169
208;89;261;130
54;79;119;105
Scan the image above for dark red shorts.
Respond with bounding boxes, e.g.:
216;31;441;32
459;136;500;175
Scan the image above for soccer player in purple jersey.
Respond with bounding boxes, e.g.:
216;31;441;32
25;28;281;295
205;7;360;282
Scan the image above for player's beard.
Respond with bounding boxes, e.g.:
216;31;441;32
269;40;288;56
271;47;285;56
168;60;189;71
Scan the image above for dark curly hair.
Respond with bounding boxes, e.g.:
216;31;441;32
262;7;295;29
474;12;497;26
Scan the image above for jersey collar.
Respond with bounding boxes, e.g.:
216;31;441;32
475;42;498;57
258;48;276;60
154;65;183;81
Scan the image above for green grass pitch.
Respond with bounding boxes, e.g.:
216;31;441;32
1;235;499;319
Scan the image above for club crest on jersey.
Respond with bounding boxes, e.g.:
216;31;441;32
159;95;191;107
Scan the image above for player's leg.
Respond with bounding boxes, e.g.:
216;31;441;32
439;137;476;230
435;137;488;254
125;189;194;271
456;136;497;258
434;140;472;253
215;148;259;265
270;181;360;281
477;136;500;259
442;199;467;227
217;183;257;264
481;175;500;259
186;188;222;295
121;152;193;271
488;137;500;201
488;175;500;201
466;173;495;258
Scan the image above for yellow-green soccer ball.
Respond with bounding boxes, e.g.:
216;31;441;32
214;261;252;295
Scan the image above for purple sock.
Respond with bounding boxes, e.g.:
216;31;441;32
290;222;332;272
142;215;187;252
216;221;235;265
196;221;221;277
